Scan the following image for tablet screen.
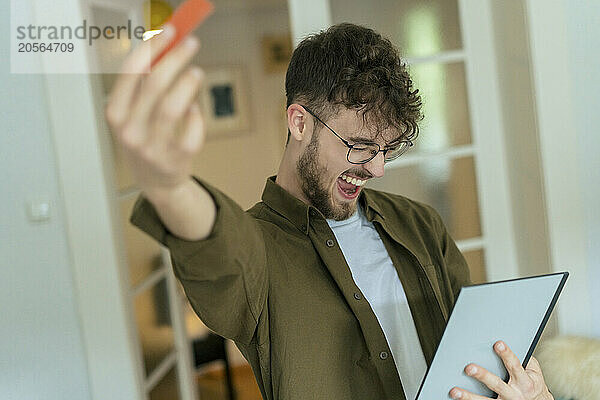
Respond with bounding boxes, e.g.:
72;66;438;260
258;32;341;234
415;272;568;399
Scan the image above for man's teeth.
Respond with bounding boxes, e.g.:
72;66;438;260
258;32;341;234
341;174;366;186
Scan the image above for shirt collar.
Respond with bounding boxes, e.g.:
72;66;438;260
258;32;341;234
359;187;386;222
261;176;386;234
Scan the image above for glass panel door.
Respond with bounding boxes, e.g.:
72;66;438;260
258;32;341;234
330;0;463;58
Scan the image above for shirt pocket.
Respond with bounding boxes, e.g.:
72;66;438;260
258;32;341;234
422;264;449;322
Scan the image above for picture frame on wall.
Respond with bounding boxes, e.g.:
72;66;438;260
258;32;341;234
261;34;293;73
198;66;251;136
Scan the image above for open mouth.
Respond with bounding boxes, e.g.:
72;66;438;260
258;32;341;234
336;174;366;200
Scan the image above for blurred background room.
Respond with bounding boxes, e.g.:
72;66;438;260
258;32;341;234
1;0;598;399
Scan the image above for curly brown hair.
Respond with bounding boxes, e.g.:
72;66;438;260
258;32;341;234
285;23;422;144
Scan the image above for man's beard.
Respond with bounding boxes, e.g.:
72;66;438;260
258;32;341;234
296;134;356;221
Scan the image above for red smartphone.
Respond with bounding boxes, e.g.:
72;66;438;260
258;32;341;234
151;0;214;67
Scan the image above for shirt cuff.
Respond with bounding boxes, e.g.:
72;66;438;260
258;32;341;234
129;176;223;257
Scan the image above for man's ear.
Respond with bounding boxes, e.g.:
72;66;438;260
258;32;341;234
287;104;310;142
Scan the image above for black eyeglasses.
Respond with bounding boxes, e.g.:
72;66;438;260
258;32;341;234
301;106;413;164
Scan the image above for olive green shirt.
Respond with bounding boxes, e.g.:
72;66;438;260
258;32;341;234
130;176;471;400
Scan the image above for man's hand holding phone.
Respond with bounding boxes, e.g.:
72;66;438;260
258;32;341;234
105;25;203;197
105;0;217;241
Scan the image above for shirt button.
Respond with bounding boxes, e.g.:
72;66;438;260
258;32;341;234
353;292;362;300
326;239;335;247
379;351;389;360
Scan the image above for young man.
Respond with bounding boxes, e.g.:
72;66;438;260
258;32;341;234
106;23;554;400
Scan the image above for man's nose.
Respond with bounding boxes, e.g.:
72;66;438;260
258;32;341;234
363;152;385;178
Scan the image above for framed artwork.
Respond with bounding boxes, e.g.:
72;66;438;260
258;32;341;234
261;34;293;73
198;66;251;135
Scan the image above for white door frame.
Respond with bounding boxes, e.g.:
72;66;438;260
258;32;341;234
39;0;143;397
42;0;199;398
457;0;519;281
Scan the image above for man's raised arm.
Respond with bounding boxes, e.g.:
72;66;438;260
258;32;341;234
104;24;214;241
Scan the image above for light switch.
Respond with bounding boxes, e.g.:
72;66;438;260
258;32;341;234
27;200;51;222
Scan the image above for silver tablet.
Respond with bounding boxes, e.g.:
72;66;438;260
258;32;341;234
415;272;568;399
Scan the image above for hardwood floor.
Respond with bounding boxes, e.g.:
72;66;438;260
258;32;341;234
196;364;263;400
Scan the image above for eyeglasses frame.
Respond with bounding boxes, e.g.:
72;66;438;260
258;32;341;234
300;105;413;165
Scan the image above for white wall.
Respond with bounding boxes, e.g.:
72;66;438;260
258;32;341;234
526;0;599;337
489;0;558;338
0;3;91;399
564;1;600;337
490;0;552;279
189;3;290;210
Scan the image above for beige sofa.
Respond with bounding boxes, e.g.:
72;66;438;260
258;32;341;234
535;336;600;400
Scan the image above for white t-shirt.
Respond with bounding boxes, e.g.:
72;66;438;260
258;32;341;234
327;206;427;400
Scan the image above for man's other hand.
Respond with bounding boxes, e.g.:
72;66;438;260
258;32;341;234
449;341;553;400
